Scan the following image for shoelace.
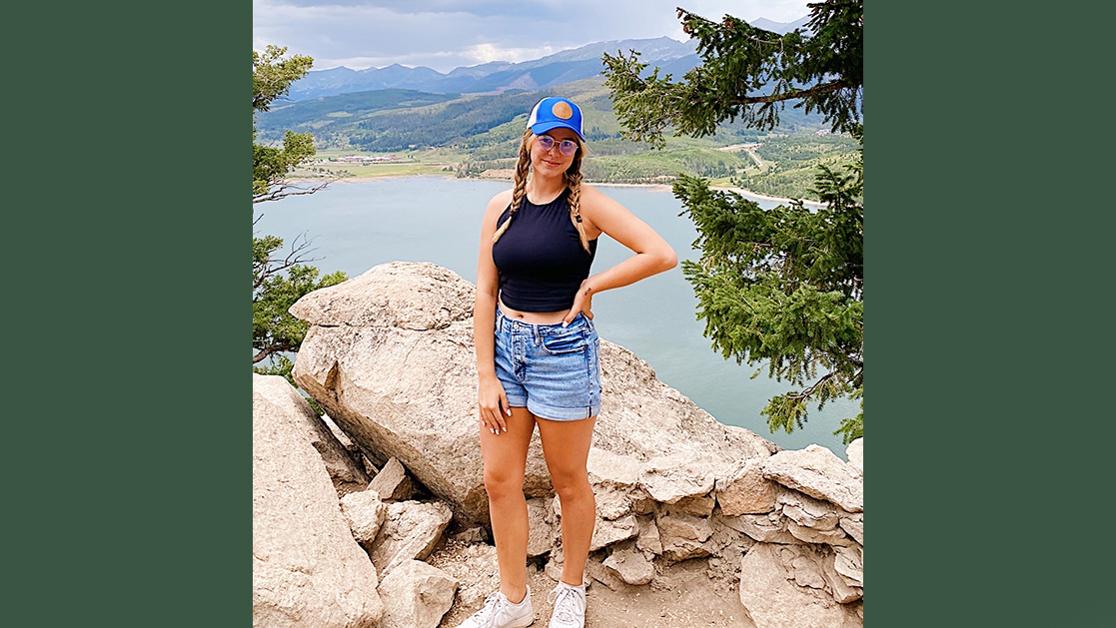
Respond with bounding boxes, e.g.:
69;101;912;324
467;591;505;626
547;585;585;624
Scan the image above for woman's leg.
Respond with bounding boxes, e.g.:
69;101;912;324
480;406;537;604
535;414;597;586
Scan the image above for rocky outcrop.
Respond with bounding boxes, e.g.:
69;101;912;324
762;445;863;513
252;375;383;627
738;543;861;628
279;261;865;626
288;262;777;528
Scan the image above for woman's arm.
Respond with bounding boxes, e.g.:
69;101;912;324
579;184;678;296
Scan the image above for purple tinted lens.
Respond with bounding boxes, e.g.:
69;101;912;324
537;134;578;156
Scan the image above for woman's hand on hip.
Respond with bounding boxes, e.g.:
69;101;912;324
477;373;510;435
562;280;594;326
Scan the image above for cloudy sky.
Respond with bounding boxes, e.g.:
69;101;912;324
253;0;813;73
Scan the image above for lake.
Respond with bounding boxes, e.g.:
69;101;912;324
254;176;858;458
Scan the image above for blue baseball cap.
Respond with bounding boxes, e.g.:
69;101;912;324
527;97;585;141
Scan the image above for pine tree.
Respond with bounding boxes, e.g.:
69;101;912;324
602;1;864;442
252;46;346;380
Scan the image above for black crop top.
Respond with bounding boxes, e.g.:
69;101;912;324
491;187;598;312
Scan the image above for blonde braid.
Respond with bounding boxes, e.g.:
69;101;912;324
565;140;592;254
491;129;534;244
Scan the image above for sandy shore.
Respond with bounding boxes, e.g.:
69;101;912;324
284;173;824;207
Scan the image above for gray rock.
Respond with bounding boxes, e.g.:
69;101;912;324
663;493;717;518
340;489;388;547
376;559;458;628
833;545;864;587
738;543;861;628
526;497;557;557
762;445;864;513
589;514;639;551
603;544;656;585
821;552;863;604
543;545;592;589
427;543;502;607
369;500;453;577
585;553;626;590
787;521;854;546
846;438;863;475
717;512;799;545
702;516;755;581
656;511;714;561
715;459;779;516
254;375;370;496
252;375;383;627
368;457;416;501
777;490;841;530
637;451;717;504
839;514;864;545
594;484;637;520
635;515;663;556
450;526;488;544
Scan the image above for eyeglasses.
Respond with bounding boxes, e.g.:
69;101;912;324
534;134;579;157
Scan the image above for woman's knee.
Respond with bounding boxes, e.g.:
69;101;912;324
483;468;525;499
551;472;592;501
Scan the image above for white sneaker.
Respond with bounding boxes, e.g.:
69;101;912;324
546;581;586;628
456;585;534;628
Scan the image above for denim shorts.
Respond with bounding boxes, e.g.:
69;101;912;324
494;305;602;421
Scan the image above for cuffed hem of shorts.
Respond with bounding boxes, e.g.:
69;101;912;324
504;394;528;408
527;400;600;421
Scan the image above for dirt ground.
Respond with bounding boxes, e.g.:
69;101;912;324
430;539;755;628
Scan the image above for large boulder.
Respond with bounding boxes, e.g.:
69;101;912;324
254;374;369;496
252;375;383;627
288;261;777;527
738;543;860;628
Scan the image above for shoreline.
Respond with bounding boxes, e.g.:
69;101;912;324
286;173;825;207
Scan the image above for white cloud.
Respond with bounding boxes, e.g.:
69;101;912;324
464;43;562;65
253;0;814;72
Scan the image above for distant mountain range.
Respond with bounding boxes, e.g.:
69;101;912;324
286;16;810;101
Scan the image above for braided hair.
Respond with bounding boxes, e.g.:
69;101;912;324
492;128;592;254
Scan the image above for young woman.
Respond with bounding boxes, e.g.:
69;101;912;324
464;97;677;628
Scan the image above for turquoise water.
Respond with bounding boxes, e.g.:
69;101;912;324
254;176;858;458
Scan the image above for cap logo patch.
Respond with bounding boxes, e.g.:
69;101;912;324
552;101;574;120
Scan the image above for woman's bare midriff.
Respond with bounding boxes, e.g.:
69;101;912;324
498;294;572;325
